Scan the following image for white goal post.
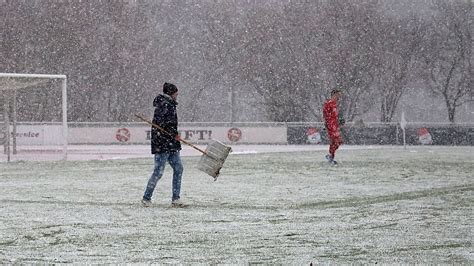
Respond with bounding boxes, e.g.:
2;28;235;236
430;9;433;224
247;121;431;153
0;73;68;162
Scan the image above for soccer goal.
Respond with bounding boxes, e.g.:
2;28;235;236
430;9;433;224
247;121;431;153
0;73;67;162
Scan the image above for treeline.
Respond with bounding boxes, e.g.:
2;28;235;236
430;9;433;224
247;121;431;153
1;0;472;122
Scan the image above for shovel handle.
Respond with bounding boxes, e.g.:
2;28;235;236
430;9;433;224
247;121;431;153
135;114;209;155
177;136;209;155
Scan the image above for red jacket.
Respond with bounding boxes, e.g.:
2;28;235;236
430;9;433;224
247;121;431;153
323;98;339;133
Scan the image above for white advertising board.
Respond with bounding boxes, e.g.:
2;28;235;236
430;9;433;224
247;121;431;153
11;125;63;145
9;125;287;145
68;126;287;144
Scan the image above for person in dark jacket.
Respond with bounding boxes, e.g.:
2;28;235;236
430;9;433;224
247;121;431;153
142;82;185;207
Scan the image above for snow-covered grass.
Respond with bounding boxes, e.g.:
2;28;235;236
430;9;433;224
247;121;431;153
0;145;472;263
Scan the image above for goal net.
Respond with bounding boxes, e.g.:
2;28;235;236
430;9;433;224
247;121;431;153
0;73;67;162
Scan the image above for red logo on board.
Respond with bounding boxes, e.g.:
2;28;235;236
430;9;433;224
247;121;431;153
116;128;131;142
227;128;242;142
306;127;322;144
417;127;432;145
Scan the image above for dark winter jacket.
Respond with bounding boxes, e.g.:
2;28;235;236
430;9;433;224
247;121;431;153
150;94;181;154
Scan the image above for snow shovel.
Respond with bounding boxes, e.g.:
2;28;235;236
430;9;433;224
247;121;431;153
135;114;231;181
197;139;232;180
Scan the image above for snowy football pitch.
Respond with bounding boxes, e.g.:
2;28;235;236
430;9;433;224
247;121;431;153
1;145;473;263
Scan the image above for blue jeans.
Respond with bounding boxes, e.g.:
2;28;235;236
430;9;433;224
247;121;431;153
143;151;183;201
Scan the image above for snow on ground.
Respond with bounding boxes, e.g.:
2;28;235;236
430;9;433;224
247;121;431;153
0;144;389;161
0;145;473;263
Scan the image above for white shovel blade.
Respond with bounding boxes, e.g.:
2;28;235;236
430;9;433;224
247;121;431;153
197;140;232;179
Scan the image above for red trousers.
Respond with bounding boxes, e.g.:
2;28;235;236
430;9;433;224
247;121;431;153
328;130;343;158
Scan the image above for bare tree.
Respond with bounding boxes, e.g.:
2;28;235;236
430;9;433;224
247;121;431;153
3;0;471;123
238;2;326;122
374;14;426;122
422;0;473;123
179;2;242;122
319;0;381;122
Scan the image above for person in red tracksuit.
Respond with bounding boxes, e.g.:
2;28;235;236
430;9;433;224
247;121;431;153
323;89;344;165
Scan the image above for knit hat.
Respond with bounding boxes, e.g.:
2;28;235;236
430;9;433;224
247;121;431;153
163;82;178;95
331;89;341;96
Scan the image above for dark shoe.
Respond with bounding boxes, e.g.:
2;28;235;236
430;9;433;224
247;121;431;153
325;154;333;163
171;199;186;208
141;199;152;207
